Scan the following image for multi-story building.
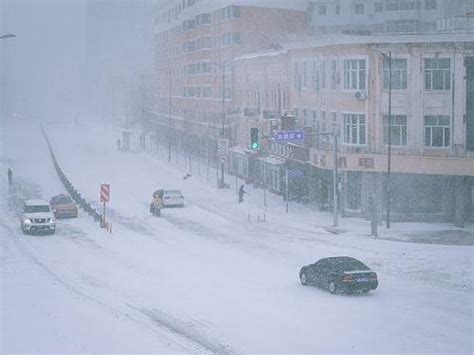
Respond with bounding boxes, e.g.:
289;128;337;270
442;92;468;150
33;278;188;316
230;33;474;226
151;0;306;161
307;0;473;35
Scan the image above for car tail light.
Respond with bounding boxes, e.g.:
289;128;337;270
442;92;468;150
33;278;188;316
369;274;378;281
342;275;353;282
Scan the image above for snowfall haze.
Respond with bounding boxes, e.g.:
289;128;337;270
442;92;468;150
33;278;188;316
1;0;473;354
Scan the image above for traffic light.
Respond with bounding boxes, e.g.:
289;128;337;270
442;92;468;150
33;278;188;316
250;127;259;150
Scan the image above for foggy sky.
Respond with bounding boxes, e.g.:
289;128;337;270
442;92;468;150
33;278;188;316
1;0;154;121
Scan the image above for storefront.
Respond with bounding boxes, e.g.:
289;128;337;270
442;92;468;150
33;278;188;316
229;148;250;180
257;156;286;195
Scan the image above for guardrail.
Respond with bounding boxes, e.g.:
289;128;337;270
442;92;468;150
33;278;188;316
41;126;103;224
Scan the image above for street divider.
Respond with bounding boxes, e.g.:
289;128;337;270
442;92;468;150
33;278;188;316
41;126;104;226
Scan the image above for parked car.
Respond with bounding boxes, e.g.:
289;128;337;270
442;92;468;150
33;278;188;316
299;256;378;294
20;199;56;235
162;190;184;207
50;194;78;218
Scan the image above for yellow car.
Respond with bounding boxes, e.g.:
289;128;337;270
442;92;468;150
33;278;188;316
50;194;78;218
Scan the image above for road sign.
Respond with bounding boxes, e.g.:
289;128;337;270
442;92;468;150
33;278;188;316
100;184;110;202
218;138;229;159
274;131;305;142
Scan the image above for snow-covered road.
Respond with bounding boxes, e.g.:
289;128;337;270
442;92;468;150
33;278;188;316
1;120;472;353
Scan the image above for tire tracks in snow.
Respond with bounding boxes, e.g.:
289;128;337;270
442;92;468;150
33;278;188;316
0;218;237;354
1;168;238;354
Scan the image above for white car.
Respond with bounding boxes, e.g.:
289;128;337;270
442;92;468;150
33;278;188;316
20;199;56;235
162;190;184;207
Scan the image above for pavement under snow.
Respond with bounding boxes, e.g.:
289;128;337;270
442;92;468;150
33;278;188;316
1;119;472;353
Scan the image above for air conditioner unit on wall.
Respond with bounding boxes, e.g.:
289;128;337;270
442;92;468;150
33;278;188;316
355;91;368;100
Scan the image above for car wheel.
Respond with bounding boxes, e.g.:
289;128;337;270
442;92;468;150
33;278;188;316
329;281;337;294
300;272;308;286
21;225;27;235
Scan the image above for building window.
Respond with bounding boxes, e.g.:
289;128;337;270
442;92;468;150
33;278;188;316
186;18;196;31
385;0;419;11
196;13;211;26
335;4;340;14
302;61;308;89
424;0;437;10
384;115;407;146
318;4;327;15
330;60;338;90
355;3;364;14
424;115;450;147
383;58;407;90
221;32;241;47
232;32;241;45
385;19;417;32
375;2;384;12
312;60;320;90
220;6;240;20
424;58;450;90
344;114;366;145
294;63;302;90
322;111;327;133
331;112;338;132
321;60;327;89
344;59;366;90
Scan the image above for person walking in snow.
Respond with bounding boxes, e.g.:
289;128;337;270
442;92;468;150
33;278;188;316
238;184;246;203
7;168;12;185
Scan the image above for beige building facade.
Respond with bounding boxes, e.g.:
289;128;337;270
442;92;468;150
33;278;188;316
152;0;306;161
230;33;474;225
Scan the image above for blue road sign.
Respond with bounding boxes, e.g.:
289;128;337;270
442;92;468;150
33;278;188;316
274;131;305;142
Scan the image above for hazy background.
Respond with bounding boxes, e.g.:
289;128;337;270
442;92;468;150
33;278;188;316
0;0;154;122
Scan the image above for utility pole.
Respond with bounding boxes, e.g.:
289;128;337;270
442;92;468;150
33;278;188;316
285;164;289;213
221;66;225;186
141;73;146;149
372;48;393;228
333;133;339;227
313;132;339;227
386;50;392;229
168;69;172;163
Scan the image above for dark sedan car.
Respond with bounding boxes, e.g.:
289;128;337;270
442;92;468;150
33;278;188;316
299;256;378;294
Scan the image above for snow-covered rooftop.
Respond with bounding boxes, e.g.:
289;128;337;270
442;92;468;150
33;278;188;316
281;32;474;51
234;48;287;61
234;32;474;62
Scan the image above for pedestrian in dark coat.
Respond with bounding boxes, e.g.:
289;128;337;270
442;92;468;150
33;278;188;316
7;168;12;185
238;184;246;203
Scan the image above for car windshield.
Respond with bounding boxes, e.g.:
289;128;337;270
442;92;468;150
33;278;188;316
54;196;72;204
332;259;369;272
24;205;50;213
